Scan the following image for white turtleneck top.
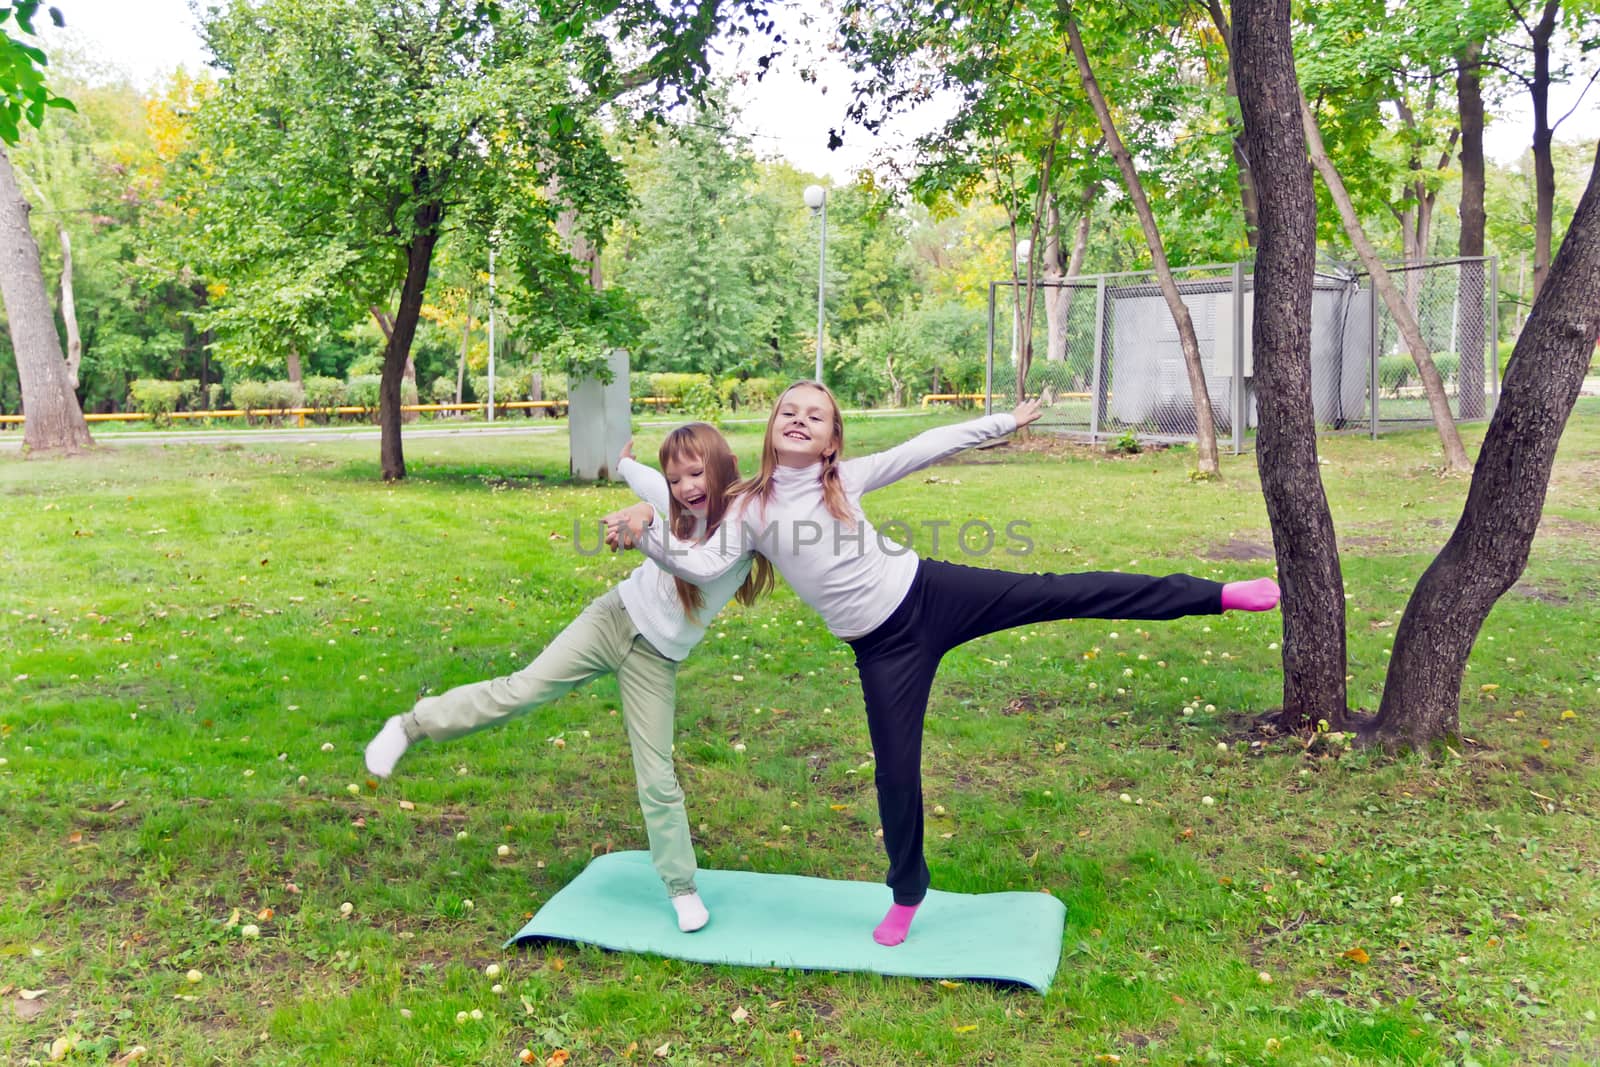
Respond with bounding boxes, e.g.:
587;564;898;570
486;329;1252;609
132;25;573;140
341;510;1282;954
634;414;1017;640
613;457;753;661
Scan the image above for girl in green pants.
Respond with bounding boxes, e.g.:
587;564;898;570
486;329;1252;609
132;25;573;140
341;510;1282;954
364;424;770;932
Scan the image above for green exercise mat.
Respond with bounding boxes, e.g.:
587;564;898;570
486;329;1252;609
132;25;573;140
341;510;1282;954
505;851;1065;993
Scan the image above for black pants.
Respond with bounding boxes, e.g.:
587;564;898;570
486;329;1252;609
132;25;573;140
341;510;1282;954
846;558;1224;905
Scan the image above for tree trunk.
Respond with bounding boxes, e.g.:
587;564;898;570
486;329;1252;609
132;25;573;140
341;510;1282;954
1044;187;1094;368
1063;8;1220;475
1299;90;1473;473
1205;0;1260;249
455;302;471;406
55;222;81;389
1016;114;1064;406
379;197;444;481
1233;0;1350;731
402;353;418;424
1529;0;1558;298
1370;140;1600;750
286;347;303;386
1457;41;1488;419
0;146;92;454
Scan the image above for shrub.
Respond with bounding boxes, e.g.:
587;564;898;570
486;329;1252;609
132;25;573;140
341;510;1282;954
1377;355;1413;396
228;380;272;424
681;380;723;424
266;380;303;411
345;375;382;413
429;376;456;404
128;379;186;425
649;373;713;409
303;376;345;412
176;379;202;411
723;376;780;412
1109;430;1143;455
204;384;225;412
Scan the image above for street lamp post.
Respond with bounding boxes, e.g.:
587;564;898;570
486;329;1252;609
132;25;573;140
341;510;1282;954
487;241;497;422
803;184;827;383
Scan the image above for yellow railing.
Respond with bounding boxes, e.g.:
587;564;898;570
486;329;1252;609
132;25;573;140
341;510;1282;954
0;397;705;428
0;400;576;428
920;391;1096;407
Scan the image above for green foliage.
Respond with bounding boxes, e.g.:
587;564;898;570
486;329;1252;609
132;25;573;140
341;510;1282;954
0;1;73;145
647;373;713;405
428;376;456;405
127;378;187;425
174;0;645;395
303;376;346;413
344;375;381;411
679;379;723;424
727;376;780;411
229;380;301;422
1109;429;1144;455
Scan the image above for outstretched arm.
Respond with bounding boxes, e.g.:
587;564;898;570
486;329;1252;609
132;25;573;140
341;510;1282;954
601;501;754;583
616;439;673;515
845;400;1040;493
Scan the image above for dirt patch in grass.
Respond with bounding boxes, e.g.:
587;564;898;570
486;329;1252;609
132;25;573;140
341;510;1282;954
1201;537;1275;561
1537;514;1600;539
1513;580;1572;604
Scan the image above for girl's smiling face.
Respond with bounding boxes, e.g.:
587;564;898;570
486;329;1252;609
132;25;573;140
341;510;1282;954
770;385;837;467
664;452;711;515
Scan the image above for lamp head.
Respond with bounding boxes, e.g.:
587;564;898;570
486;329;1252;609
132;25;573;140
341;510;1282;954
803;184;827;211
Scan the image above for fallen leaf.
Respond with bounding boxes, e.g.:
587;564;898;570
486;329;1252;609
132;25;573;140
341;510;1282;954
938;980;960;989
12;994;47;1022
50;1035;76;1061
1095;1057;1122;1065
787;1029;803;1043
110;1047;148;1066
653;1042;672;1058
546;1051;570;1067
550;957;565;972
20;989;47;1000
66;831;82;845
731;1006;749;1023
1341;947;1370;965
256;907;274;922
398;800;416;811
954;1024;977;1033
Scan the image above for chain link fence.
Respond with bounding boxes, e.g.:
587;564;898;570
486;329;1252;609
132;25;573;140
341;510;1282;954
981;257;1498;450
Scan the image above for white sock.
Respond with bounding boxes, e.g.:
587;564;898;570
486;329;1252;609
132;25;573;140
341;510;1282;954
670;892;709;933
364;716;410;778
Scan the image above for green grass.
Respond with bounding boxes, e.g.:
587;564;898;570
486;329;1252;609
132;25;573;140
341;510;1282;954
3;407;1599;1066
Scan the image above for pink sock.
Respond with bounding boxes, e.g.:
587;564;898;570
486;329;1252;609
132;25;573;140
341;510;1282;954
1221;577;1280;612
873;903;920;947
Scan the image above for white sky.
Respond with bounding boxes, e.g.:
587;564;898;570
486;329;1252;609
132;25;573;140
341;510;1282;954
42;0;1600;180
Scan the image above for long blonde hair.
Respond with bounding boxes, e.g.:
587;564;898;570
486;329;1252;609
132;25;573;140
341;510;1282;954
660;423;773;617
734;380;853;526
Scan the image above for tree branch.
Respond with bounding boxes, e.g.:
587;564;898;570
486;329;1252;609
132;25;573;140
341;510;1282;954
1553;64;1600;132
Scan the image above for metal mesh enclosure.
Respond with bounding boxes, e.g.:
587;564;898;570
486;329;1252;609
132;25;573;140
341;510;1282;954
982;257;1497;451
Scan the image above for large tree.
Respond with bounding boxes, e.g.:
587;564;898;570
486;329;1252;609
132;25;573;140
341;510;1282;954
182;0;769;481
1232;0;1349;731
0;0;91;453
1369;139;1600;749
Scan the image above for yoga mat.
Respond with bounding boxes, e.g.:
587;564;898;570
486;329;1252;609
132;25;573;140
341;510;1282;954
505;851;1065;993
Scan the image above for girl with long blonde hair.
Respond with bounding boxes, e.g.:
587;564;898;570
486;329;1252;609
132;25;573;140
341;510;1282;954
606;382;1280;946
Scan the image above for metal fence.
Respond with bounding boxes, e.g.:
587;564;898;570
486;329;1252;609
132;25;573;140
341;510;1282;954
981;257;1498;450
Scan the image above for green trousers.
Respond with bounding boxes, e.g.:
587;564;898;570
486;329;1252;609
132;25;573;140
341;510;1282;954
402;589;697;896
